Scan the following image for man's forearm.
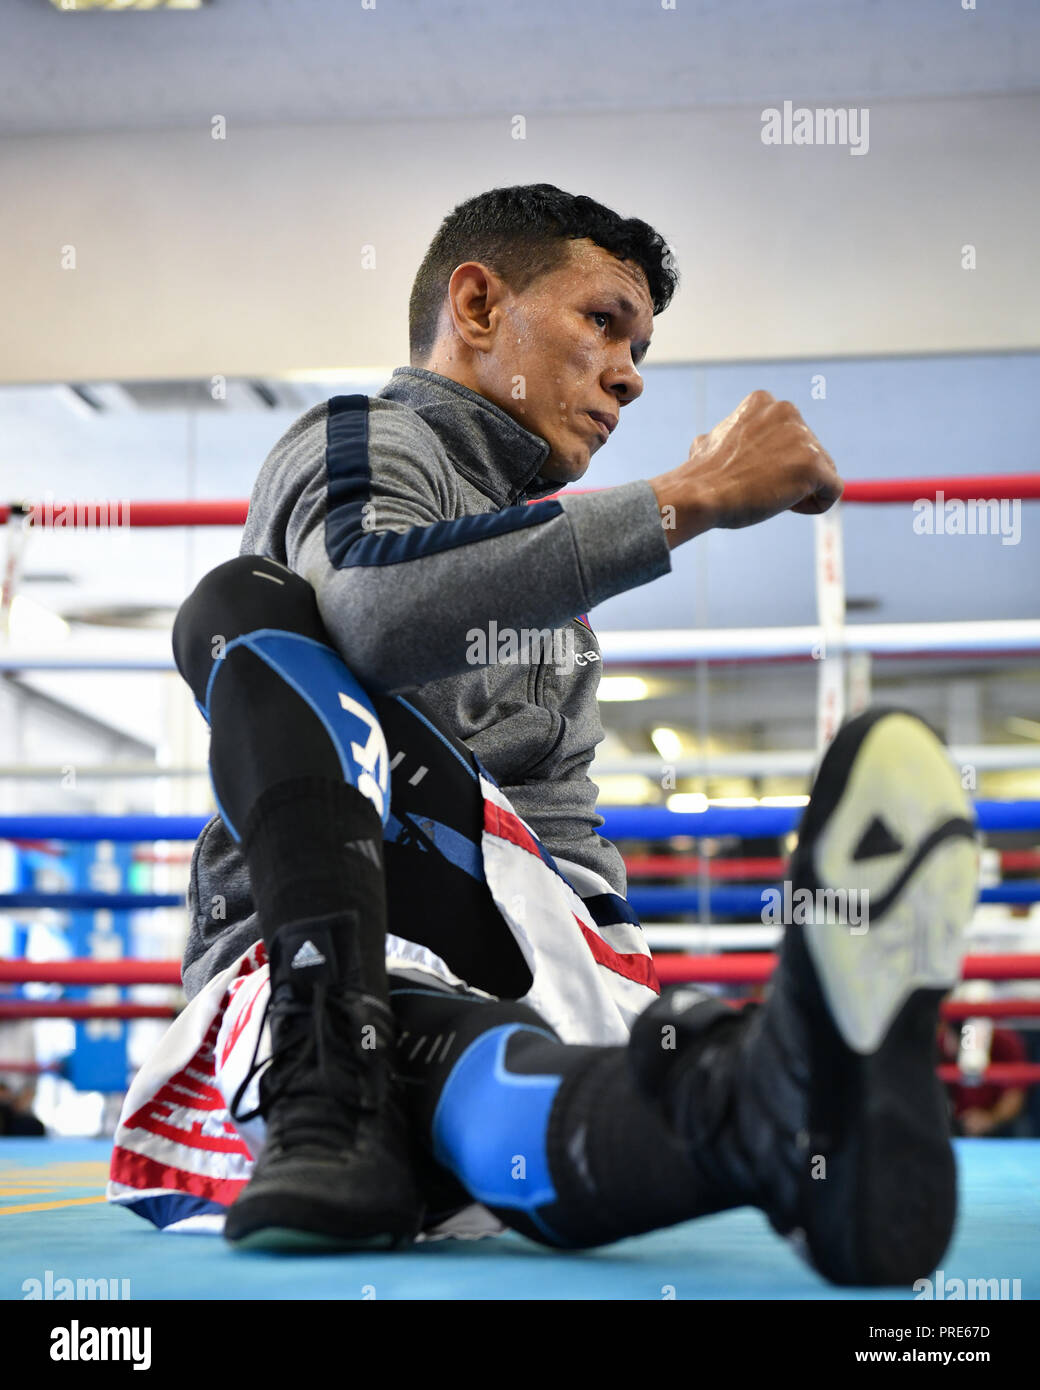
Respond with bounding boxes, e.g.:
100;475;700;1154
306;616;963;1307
648;470;713;549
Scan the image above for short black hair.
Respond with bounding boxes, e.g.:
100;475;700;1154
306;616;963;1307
408;183;679;364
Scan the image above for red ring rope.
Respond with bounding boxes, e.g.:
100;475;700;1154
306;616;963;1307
4;476;1039;528
4;955;1040;987
715;998;1040;1020
0;959;181;985
6;956;1040;989
626;852;1040;879
841;475;1040;503
0;1002;176;1020
940;999;1040;1020
937;1063;1040;1086
653;953;1040;985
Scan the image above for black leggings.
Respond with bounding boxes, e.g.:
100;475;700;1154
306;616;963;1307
172;554;532;1000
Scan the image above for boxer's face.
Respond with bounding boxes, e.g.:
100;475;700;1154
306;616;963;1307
437;239;654;487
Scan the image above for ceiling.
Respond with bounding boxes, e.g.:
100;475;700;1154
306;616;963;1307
1;0;1038;137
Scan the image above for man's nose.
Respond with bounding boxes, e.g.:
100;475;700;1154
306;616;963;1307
605;363;644;405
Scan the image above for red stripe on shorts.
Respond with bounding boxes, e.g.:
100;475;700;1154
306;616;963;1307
110;1144;246;1207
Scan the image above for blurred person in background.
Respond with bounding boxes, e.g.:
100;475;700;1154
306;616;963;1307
0;1010;45;1137
939;1020;1028;1138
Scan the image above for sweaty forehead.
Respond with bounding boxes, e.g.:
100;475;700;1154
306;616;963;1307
563;241;654;322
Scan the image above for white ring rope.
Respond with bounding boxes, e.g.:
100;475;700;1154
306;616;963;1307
3;619;1040;673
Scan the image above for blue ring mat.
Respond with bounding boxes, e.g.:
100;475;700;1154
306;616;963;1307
1;1138;1037;1300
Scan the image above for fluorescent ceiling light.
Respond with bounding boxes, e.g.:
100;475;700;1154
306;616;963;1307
50;1;205;10
594;775;655;805
1006;716;1040;741
650;726;683;761
597;676;649;702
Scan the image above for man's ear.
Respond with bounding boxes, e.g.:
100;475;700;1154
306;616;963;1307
445;262;504;354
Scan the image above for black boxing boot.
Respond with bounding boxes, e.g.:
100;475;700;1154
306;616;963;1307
630;708;979;1285
223;913;424;1250
222;781;424;1251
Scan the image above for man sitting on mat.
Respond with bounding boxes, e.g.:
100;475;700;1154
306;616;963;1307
129;184;979;1284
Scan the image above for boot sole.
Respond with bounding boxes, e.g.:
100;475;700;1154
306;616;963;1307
229;1226;403;1253
223;1161;424;1253
225;1197;421;1253
787;709;978;1285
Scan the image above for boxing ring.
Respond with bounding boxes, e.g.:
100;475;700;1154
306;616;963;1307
1;1137;1036;1301
2;477;1040;1300
2;798;1039;1300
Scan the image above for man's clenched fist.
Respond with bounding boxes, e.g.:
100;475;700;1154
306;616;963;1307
650;391;844;548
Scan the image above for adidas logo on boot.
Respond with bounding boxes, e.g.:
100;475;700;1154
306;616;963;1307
290;939;326;969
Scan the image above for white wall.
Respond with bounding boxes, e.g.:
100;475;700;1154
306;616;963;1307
3;94;1037;383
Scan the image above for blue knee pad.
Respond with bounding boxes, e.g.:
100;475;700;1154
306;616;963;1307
200;628;390;831
432;1024;563;1218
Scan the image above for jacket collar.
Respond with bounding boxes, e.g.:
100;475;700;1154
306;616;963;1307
377;366;561;506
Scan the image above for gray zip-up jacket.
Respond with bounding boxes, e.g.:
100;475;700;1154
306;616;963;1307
181;366;672;999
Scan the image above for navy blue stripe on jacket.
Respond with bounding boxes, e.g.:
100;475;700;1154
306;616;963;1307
324;394;563;569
